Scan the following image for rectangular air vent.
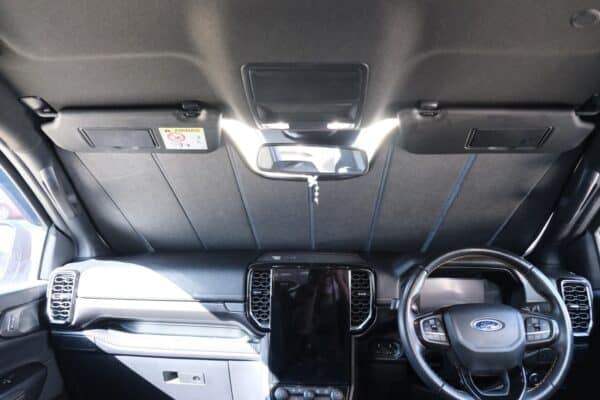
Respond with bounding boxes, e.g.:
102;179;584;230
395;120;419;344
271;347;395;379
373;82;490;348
47;271;77;324
350;269;374;331
248;268;272;330
560;279;593;336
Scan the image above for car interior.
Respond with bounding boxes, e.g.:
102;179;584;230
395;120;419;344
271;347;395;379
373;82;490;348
1;1;600;400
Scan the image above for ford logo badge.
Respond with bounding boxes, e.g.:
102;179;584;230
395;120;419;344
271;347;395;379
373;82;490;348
471;319;504;332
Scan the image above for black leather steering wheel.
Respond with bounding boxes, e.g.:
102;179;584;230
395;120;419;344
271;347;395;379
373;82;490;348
398;248;573;400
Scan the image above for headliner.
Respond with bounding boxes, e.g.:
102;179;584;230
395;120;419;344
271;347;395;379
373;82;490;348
0;0;599;126
0;0;597;256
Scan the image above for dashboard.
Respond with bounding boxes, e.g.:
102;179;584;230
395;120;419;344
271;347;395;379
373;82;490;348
45;251;593;400
46;251;567;336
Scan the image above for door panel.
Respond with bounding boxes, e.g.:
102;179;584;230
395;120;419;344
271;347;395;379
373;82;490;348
0;285;64;400
0;363;46;400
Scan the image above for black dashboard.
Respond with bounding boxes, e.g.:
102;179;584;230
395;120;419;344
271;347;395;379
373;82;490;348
45;251;594;400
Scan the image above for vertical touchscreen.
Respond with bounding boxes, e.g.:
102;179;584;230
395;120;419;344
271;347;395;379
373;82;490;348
269;268;350;384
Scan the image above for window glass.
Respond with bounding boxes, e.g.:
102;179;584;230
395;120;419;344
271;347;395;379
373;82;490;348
0;167;46;292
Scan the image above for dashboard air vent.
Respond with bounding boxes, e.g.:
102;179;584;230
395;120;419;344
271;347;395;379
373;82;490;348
350;269;374;331
249;269;271;329
47;271;77;324
560;279;593;336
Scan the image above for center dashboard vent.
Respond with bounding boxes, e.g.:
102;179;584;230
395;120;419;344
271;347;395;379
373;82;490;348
47;271;77;324
350;269;374;331
560;279;593;336
248;267;375;332
248;268;272;329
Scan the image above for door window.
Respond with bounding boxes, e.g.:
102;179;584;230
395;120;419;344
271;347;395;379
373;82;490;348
0;167;46;292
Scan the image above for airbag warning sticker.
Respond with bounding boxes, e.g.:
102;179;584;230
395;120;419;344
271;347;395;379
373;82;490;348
159;127;208;150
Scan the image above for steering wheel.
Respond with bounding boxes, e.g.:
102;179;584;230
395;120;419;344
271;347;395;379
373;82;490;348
398;248;573;400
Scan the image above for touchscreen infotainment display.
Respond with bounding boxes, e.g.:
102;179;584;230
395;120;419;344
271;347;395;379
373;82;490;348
269;268;350;384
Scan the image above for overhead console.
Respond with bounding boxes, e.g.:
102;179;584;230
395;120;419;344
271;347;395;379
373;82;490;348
242;63;368;131
397;106;594;154
41;102;221;153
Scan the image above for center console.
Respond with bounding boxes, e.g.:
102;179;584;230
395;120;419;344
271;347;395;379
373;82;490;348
248;263;375;400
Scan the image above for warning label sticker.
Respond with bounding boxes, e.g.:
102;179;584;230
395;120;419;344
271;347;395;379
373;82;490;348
159;127;208;150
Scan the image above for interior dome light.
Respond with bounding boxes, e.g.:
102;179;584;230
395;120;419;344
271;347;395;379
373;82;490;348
327;121;356;130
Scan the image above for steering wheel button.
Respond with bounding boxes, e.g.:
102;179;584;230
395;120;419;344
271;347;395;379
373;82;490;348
424;331;448;343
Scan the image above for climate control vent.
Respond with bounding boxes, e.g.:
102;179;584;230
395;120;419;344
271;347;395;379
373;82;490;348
350;269;374;331
248;268;272;329
560;279;593;336
47;270;77;324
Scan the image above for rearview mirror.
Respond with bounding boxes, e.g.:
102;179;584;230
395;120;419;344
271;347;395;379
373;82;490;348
257;144;368;177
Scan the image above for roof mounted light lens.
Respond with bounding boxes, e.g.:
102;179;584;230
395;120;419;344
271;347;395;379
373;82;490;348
327;121;355;130
262;122;290;130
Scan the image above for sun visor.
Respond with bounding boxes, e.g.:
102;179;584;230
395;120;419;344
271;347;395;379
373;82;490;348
42;105;221;153
397;108;594;154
